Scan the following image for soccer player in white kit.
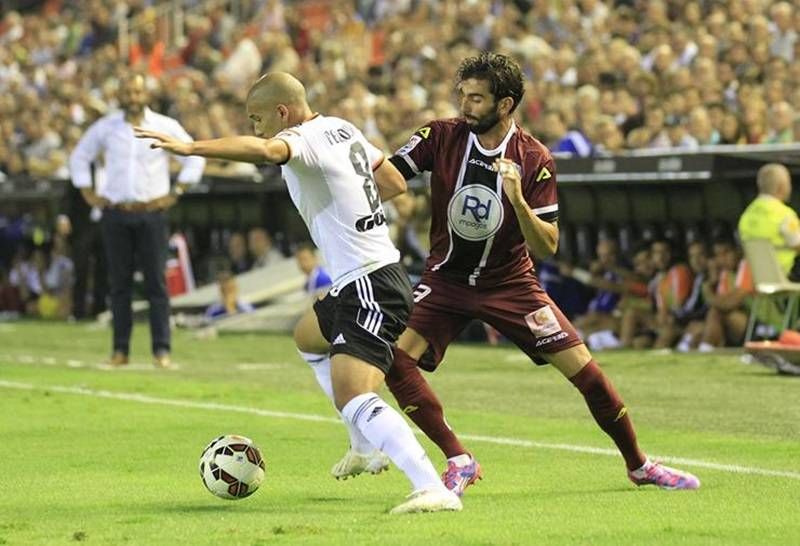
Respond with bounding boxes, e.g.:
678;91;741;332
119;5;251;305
134;72;461;514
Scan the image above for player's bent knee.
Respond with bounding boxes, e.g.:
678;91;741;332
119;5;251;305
396;328;429;360
330;353;385;410
546;343;593;379
293;311;328;354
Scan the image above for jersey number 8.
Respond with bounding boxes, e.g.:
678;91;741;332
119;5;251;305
349;141;381;213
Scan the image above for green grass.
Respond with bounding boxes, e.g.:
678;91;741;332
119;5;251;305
1;321;798;545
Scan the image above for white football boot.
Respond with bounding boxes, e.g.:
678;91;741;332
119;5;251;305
389;487;463;515
331;448;390;480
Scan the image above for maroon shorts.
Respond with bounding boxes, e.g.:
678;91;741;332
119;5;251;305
408;269;583;370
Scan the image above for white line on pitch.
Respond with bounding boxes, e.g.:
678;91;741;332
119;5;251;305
235;363;288;371
1;379;798;481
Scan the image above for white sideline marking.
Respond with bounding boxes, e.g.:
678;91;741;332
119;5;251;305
0;353;179;371
235;363;288;371
0;380;339;424
1;379;798;481
96;363;182;371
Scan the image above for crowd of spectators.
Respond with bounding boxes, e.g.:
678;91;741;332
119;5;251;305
553;234;759;352
558;163;800;352
3;0;800;331
4;0;800;182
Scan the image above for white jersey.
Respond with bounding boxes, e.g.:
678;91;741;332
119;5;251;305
276;115;400;292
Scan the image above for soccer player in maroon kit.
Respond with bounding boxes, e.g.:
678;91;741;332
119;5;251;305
383;52;700;495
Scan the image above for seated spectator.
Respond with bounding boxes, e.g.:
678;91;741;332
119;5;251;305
687;107;720;146
37;236;75;319
294;243;332;296
8;247;42;316
226;232;251;274
674;240;711;351
766;101;794;143
387;192;428;278
560;239;622;333
20;114;65;178
620;239;693;349
542;109;593;157
129;23;166;78
564;242;653;350
248;227;284;268
204;271;254;321
0;267;23;317
697;239;755;350
665;115;699;149
593;116;625;155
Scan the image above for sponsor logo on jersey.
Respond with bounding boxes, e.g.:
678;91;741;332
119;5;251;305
534;330;568;348
468;157;495;172
355;210;387;232
536;166;552;182
412;284;432;303
525;305;562;338
447;185;504;241
396;135;422;156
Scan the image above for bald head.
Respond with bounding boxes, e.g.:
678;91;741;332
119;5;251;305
757;163;792;201
119;72;148;117
247;72;307;108
246;72;312;138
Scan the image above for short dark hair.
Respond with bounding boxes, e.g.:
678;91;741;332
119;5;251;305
294;242;317;254
711;236;736;250
456;52;525;113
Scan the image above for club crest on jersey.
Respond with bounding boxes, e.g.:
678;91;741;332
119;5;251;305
447;185;504;241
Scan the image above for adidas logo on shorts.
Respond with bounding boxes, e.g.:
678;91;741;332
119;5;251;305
333;333;346;345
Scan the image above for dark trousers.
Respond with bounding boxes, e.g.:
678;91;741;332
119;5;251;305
101;208;170;355
72;221;108;319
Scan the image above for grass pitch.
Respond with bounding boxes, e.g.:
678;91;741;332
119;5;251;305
1;321;798;545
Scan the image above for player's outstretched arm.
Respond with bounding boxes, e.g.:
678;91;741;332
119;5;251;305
134;128;290;165
373;159;407;202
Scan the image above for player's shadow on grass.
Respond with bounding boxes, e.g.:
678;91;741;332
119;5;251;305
155;504;263;513
478;486;635;500
737;368;800;379
308;496;349;503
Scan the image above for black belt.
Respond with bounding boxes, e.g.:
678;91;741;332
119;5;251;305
108;201;159;212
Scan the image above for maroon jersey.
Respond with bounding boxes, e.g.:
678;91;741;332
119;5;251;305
389;118;558;287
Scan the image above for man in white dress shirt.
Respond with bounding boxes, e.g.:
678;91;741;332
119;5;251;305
69;73;205;367
134;72;461;514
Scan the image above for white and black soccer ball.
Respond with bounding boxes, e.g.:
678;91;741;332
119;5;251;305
199;435;266;500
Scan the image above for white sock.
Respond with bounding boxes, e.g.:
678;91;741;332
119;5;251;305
298;351;374;454
676;333;692;353
342;392;444;492
448;454;472;466
697;342;714;353
586;331;607;351
599;330;621;349
629;458;653;478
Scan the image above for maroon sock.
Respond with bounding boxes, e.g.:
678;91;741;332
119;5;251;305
569;360;647;470
386;348;467;458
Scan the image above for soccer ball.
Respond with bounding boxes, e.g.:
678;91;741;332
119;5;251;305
199;434;266;500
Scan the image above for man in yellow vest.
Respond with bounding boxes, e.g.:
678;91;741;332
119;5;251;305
739;163;800;280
